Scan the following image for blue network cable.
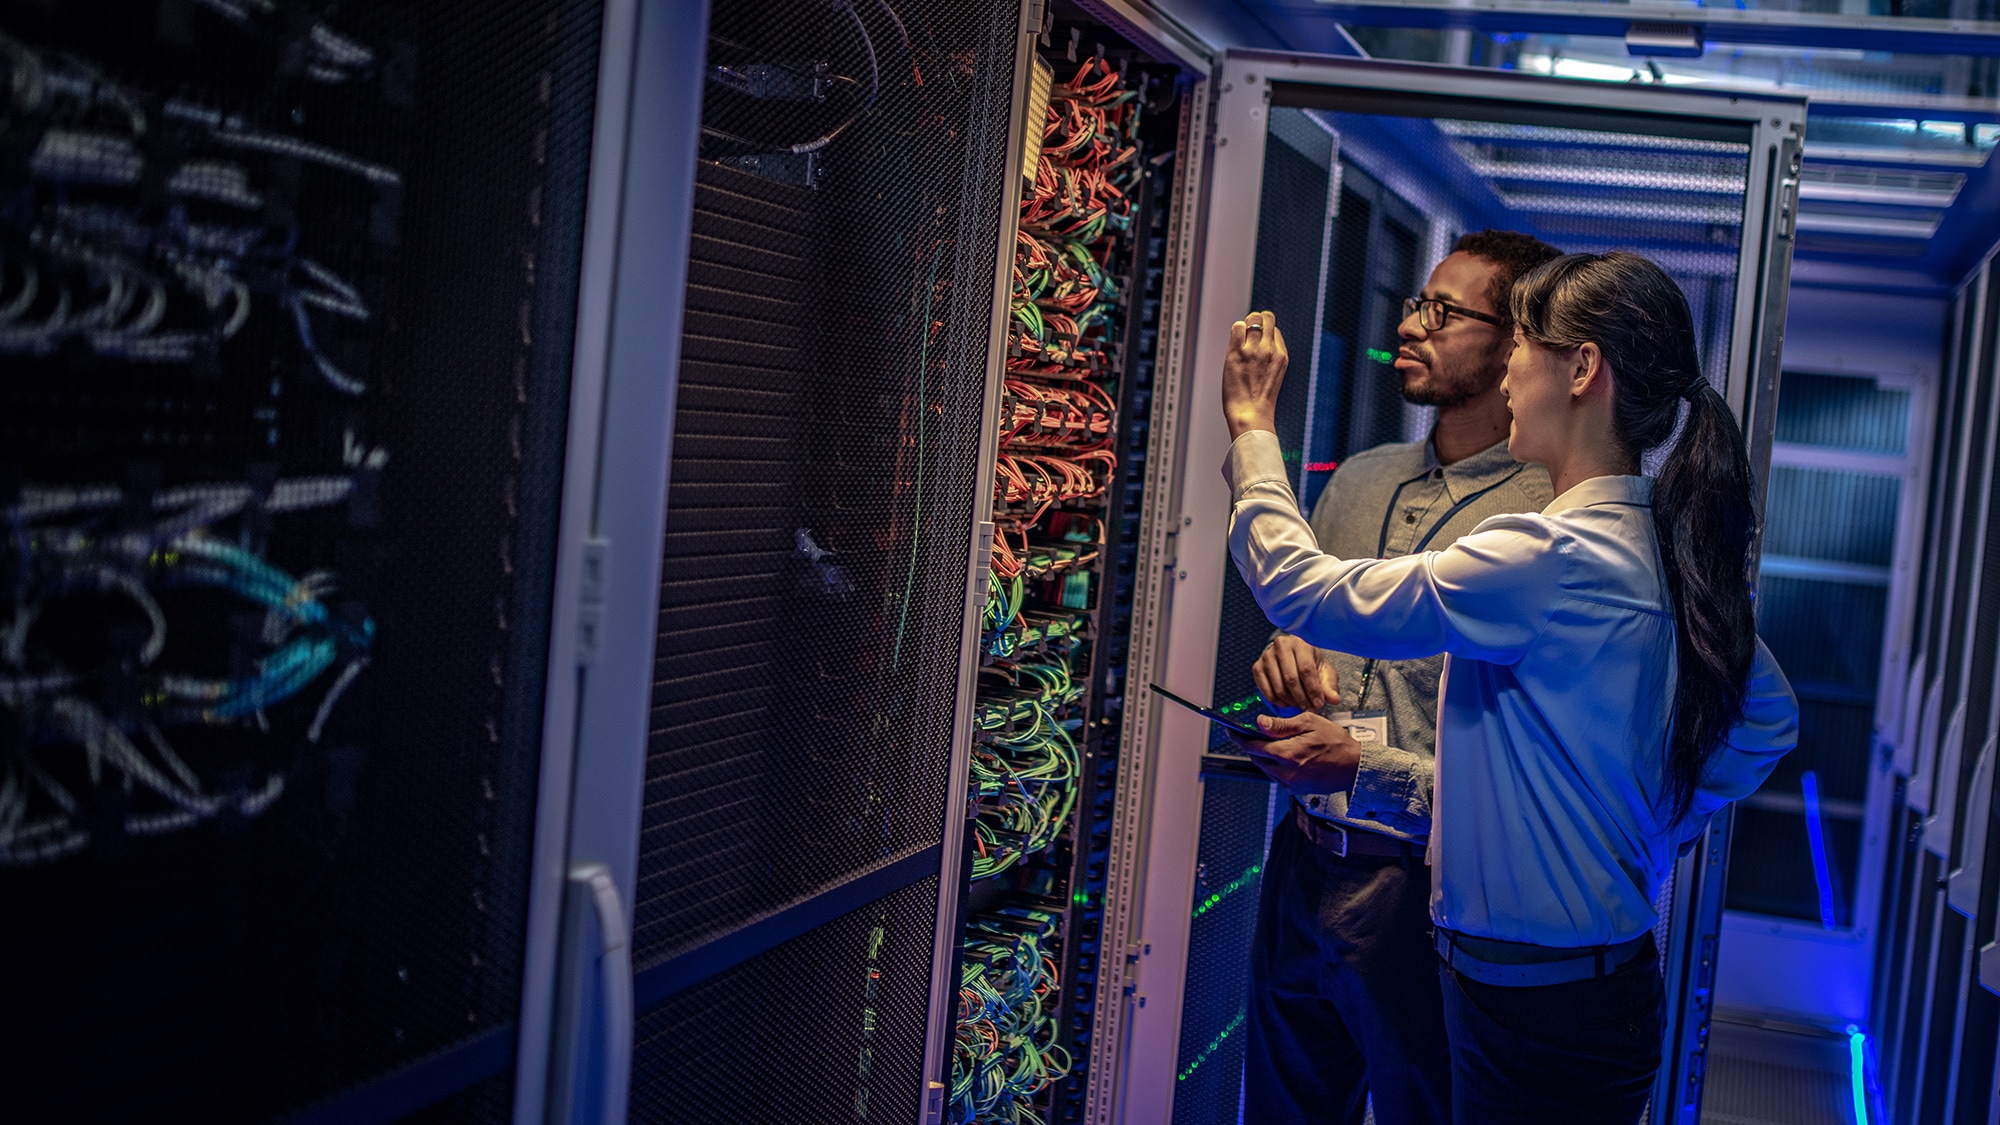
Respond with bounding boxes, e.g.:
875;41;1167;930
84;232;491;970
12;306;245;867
1801;770;1838;931
153;533;374;724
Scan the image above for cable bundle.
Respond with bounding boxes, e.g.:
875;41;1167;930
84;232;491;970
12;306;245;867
1023;57;1139;242
957;56;1142;1123
985;608;1090;662
993;450;1114;524
951;908;1072;1125
1;477;376;864
1006;56;1141;364
985;55;1140;645
969;655;1083;881
1000;376;1116;451
1009;233;1120;366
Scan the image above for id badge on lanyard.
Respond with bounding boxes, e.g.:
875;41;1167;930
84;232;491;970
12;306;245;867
1325;709;1388;747
1325;708;1429;864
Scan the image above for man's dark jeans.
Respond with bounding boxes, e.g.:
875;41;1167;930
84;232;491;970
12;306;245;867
1245;808;1451;1125
1438;935;1664;1125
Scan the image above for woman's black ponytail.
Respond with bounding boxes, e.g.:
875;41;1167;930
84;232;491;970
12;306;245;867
1512;252;1758;821
1654;382;1758;820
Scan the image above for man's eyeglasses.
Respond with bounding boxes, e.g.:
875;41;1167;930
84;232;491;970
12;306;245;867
1403;296;1505;332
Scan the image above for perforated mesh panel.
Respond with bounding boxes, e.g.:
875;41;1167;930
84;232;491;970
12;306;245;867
1701;1021;1853;1125
632;3;1019;1120
400;1069;515;1125
1773;372;1911;453
1763;468;1901;568
630;875;940;1125
1171;776;1277;1125
640;0;1016;965
0;1;597;1118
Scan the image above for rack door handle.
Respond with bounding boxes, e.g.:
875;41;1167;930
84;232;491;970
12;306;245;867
568;862;632;1125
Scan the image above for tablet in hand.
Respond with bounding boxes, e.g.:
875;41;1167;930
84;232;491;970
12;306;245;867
1147;683;1269;741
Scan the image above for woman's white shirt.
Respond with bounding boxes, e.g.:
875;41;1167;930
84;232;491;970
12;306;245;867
1223;429;1799;947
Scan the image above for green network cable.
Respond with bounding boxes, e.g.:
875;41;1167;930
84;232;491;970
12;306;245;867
952;910;1072;1124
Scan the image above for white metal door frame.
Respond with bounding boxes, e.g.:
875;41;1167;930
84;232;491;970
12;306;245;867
1117;49;1805;1125
521;0;711;1119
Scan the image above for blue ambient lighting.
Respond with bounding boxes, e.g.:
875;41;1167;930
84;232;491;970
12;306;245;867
1845;1025;1870;1125
1802;770;1838;930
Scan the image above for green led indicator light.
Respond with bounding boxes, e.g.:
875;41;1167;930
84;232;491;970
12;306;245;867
1218;693;1260;714
1192;864;1262;919
1366;347;1396;364
1178;1006;1248;1081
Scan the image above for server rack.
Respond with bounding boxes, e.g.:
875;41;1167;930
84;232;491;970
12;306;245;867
0;0;650;1120
583;2;1037;1122
1114;52;1804;1124
544;1;1226;1121
938;7;1209;1124
522;2;1218;1120
1870;245;2000;1125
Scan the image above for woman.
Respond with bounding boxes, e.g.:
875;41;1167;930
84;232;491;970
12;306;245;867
1219;252;1798;1123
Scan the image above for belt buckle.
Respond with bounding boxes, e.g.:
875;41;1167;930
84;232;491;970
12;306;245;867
1295;804;1350;857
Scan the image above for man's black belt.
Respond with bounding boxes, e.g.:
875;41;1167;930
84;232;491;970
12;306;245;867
1293;804;1420;859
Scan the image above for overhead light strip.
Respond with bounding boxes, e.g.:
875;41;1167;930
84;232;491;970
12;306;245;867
1434;119;1746;154
1459;156;1745;193
1798;180;1962;208
1805;143;1990;168
1793;212;1941;238
1499;194;1742;224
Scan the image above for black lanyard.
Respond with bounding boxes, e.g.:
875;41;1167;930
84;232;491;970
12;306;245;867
1355;463;1527;709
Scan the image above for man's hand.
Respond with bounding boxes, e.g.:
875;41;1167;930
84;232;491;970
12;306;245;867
1229;712;1361;797
1253;634;1339;713
1223;310;1288;440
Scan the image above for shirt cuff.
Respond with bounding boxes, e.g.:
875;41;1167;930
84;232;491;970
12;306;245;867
1347;741;1428;823
1221;429;1291;502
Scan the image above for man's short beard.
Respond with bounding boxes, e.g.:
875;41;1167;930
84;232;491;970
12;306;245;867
1400;377;1483;409
1400;339;1507;409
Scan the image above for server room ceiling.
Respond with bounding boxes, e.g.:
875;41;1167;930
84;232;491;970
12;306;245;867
1203;0;2000;287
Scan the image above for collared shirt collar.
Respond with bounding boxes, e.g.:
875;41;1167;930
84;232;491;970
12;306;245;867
1423;434;1532;504
1543;474;1654;516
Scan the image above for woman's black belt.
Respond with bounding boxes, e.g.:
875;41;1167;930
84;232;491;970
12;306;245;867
1434;927;1655;988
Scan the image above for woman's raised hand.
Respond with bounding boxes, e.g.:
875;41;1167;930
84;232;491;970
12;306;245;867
1222;309;1288;440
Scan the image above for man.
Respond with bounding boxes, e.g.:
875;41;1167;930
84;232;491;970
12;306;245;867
1239;230;1563;1125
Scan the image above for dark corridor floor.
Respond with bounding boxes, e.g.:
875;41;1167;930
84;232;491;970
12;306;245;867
1703;1014;1861;1125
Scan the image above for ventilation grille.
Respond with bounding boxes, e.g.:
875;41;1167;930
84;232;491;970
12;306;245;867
630;876;940;1124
